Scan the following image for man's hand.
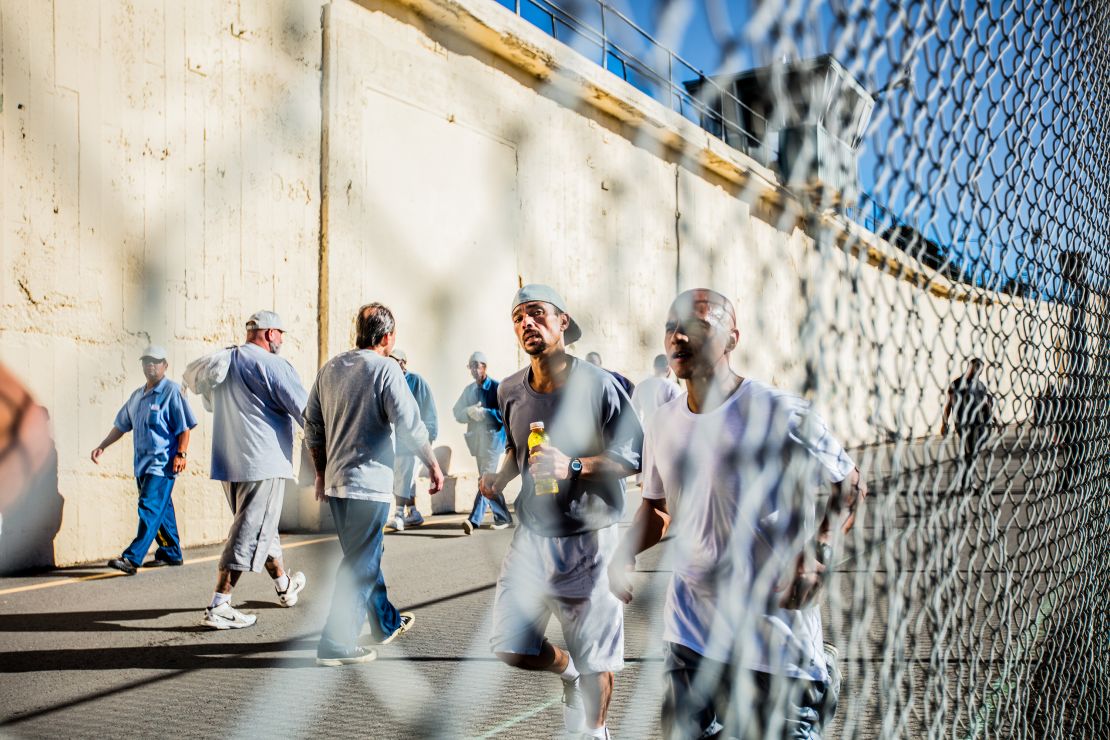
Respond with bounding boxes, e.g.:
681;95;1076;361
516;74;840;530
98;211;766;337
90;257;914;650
608;554;636;604
466;405;486;422
314;474;326;502
777;551;827;610
529;444;571;481
428;462;445;494
172;454;187;474
90;447;105;465
479;473;504;499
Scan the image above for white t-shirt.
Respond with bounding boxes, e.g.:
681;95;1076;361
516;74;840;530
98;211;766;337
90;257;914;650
642;378;855;681
631;376;682;425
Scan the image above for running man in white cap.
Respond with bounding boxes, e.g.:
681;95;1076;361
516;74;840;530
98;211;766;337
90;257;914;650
195;310;309;629
453;351;512;534
480;284;643;739
91;345;197;575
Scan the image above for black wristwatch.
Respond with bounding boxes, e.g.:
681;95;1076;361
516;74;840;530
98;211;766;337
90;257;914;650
569;457;583;479
175;451;188;459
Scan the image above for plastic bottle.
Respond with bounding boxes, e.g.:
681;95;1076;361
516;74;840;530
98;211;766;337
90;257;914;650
528;421;559;495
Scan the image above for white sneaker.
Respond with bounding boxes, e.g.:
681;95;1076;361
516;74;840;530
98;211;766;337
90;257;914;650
562;676;586;735
461;520;474;536
389;514;405;532
491;520;511;530
403;510;424;527
202;602;257;630
277;571;307;607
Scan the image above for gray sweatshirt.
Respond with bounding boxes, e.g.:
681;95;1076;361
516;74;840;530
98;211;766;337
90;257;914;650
304;349;429;502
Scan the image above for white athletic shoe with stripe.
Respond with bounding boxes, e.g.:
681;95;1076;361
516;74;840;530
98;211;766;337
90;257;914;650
202;602;257;630
277;571;307;607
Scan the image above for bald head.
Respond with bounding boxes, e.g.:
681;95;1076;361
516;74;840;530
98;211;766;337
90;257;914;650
665;289;739;380
669;289;737;331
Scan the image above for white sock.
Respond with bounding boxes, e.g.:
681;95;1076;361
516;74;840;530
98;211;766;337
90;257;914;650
559;657;580;682
582;725;608;739
274;574;290;591
210;592;231;609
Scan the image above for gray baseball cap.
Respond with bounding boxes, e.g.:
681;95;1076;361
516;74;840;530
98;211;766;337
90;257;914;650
468;351;489;366
390;349;408;363
140;344;168;361
246;310;285;331
510;284;582;344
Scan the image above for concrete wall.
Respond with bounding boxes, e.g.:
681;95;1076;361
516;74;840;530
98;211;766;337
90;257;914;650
0;0;1073;568
323;0;1066;459
0;0;325;570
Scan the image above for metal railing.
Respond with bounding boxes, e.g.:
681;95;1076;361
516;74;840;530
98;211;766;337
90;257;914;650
495;0;766;157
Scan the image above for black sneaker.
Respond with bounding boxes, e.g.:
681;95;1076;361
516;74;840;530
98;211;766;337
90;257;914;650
107;558;137;575
316;646;377;667
150;552;184;567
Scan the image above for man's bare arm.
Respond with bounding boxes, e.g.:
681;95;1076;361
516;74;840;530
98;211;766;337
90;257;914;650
819;467;867;541
479;450;521;498
529;445;638;482
413;441;445;494
610;498;671;603
782;468;868;610
90;427;126;464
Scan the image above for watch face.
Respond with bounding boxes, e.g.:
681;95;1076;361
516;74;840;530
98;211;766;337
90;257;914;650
570;458;583;472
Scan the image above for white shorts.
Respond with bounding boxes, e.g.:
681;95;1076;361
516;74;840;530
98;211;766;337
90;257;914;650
490;524;625;674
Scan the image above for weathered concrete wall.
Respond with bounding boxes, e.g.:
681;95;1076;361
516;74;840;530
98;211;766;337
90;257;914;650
0;0;1069;568
324;0;1064;464
0;0;325;569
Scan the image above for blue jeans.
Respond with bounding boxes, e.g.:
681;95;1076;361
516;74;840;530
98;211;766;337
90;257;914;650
318;498;401;655
468;449;512;526
121;474;182;566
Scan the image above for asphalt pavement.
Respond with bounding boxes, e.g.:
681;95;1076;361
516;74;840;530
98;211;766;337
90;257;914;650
0;495;673;739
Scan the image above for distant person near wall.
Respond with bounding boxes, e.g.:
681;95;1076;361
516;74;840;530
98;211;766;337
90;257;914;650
387;349;438;531
630;353;682;427
941;358;996;485
586;352;635;399
453;351;512;534
90;345;197;575
184;310;309;630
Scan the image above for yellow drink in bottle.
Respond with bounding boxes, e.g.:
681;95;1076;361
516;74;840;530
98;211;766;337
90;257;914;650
529;421;559;495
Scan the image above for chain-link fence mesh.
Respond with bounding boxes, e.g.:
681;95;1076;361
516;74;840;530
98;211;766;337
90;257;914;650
2;0;1108;738
488;1;1110;737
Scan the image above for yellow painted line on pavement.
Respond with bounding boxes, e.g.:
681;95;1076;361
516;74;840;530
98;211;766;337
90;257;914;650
0;535;339;597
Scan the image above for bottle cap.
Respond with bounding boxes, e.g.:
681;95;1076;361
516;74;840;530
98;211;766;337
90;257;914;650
530;421;545;430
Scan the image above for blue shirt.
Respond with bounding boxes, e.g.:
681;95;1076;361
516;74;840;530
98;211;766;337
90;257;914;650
453;376;503;432
398;371;437;453
210;344;308;482
113;378;198;478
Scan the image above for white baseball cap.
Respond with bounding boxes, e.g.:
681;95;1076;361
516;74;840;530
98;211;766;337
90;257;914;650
246;310;285;331
140;345;168;361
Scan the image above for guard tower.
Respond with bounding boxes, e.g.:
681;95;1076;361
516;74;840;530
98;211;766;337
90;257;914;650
686;54;875;205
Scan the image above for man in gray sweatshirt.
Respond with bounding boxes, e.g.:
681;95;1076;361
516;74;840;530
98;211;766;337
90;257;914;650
305;303;445;666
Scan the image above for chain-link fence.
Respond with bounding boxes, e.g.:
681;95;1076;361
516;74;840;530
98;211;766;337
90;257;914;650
1;0;1108;738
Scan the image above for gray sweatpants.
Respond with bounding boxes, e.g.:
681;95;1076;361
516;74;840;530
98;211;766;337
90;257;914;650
219;478;284;572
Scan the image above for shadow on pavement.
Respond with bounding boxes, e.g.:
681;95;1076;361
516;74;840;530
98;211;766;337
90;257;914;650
0;608;201;633
0;637;320;673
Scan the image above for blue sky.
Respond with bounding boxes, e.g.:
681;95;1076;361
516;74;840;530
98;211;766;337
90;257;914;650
500;0;1095;296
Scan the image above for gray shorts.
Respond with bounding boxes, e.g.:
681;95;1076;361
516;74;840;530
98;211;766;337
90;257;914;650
490;525;624;674
219;479;284;572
